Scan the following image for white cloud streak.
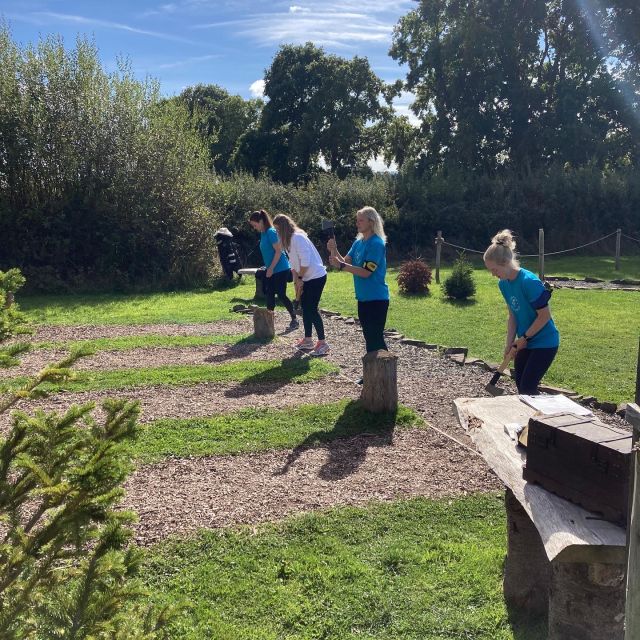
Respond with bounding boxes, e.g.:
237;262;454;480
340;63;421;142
249;79;265;97
32;12;197;44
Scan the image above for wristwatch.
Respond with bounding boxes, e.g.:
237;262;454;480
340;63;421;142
338;261;345;271
523;333;531;341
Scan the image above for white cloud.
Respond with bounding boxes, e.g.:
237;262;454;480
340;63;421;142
250;79;265;97
393;91;420;126
31;12;197;44
368;155;397;173
156;54;223;69
194;4;410;49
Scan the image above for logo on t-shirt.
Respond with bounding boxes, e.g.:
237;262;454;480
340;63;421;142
510;296;520;312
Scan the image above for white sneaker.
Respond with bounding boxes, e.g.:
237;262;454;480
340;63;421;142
295;338;314;351
311;341;330;356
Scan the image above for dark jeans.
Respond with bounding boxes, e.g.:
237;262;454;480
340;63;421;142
265;269;296;319
514;347;558;394
358;300;389;353
300;275;326;340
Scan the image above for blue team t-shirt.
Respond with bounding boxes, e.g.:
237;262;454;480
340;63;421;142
347;235;389;302
259;227;290;274
498;268;559;349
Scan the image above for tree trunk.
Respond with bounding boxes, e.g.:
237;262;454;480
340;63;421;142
253;308;274;340
504;488;550;616
548;561;625;640
360;350;398;413
4;292;14;309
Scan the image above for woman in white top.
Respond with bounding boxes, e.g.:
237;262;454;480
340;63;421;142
273;214;329;356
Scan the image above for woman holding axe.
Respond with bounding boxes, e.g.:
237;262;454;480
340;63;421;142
483;229;559;394
273;214;330;356
327;206;390;354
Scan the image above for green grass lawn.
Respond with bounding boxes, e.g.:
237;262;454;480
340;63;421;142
17;256;640;403
2;358;338;394
142;493;545;640
133;401;420;463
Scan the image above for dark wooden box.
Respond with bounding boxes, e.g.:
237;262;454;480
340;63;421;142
523;413;632;525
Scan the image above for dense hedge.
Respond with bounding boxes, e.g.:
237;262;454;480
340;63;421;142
0;29;219;292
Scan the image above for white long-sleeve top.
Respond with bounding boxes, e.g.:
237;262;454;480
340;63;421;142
288;231;327;281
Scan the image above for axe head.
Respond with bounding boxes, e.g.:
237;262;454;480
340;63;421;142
485;370;506;396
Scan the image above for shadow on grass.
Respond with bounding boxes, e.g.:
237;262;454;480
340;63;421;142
224;352;312;397
506;601;548;640
275;400;396;480
204;335;273;364
438;296;477;307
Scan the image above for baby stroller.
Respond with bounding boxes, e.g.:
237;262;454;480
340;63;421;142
215;227;243;279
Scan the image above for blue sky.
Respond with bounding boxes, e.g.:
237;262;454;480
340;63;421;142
2;0;416;110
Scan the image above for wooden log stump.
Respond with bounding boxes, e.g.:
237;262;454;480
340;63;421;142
548;561;625;640
253;308;274;340
360;350;398;413
504;488;550;616
254;273;266;300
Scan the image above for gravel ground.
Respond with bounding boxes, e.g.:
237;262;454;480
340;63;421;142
3;310;628;542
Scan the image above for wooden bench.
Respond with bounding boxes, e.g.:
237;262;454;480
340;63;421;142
454;395;627;640
237;268;265;300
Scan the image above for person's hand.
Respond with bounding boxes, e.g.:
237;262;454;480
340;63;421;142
295;279;303;298
329;255;340;268
266;267;274;278
327;238;337;253
514;336;528;352
504;344;516;359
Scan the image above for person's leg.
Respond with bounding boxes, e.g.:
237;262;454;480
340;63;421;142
264;274;276;311
300;282;314;339
358;301;374;352
303;275;326;341
517;347;558;395
358;300;388;352
274;270;296;320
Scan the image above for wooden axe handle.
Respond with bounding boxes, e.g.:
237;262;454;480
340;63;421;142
488;347;517;386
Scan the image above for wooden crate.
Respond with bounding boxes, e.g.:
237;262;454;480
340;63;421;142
523;413;631;525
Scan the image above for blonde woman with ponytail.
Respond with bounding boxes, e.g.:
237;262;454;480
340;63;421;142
484;229;559;394
273;214;329;356
327;206;390;357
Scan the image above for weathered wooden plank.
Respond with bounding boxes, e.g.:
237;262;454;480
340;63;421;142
454;396;626;563
625;402;640;640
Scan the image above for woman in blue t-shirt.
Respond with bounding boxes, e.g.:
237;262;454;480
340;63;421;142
249;209;298;329
327;206;390;353
483;229;560;395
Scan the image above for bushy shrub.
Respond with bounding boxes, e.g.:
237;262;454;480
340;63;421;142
443;253;476;300
396;259;432;295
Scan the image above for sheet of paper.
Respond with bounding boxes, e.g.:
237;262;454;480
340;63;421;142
518;394;593;416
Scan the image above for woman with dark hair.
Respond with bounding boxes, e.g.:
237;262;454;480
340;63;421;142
249;209;298;329
273;213;329;356
483;229;560;394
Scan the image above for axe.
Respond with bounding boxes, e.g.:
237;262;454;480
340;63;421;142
485;346;517;396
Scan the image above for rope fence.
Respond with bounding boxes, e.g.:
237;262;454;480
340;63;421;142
433;228;639;283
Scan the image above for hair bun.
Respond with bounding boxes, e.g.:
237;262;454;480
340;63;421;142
492;229;516;251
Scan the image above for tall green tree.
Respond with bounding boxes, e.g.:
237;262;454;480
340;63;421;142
175;84;262;174
390;0;640;173
236;43;392;183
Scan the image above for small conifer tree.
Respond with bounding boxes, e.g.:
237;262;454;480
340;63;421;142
0;269;171;639
443;252;476;300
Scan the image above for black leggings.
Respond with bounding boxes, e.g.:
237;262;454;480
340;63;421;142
300;275;326;340
357;300;389;353
514;347;558;394
265;269;296;319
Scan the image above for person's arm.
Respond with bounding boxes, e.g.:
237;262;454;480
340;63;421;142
326;238;352;265
505;310;517;356
514;307;552;351
514;279;553;350
333;240;382;278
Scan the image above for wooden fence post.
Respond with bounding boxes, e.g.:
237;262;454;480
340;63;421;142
616;229;622;271
435;231;443;284
625;403;640;640
538;228;545;281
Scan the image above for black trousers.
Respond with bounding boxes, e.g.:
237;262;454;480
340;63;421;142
514;347;558;394
265;269;296;318
300;275;326;340
357;299;389;353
